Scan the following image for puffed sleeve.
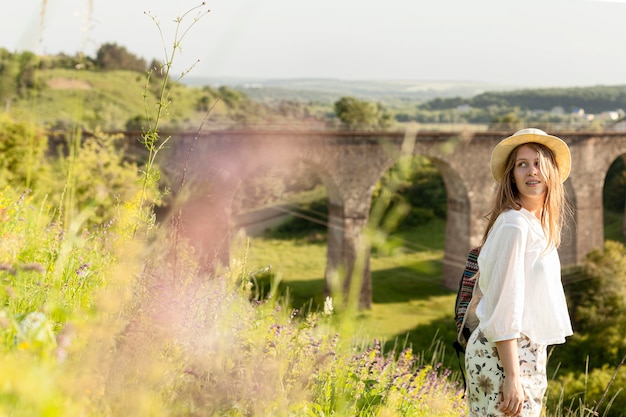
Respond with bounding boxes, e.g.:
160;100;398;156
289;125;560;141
477;221;527;342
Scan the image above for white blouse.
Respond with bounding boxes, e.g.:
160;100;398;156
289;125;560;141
476;208;573;345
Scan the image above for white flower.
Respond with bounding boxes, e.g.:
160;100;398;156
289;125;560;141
323;296;334;316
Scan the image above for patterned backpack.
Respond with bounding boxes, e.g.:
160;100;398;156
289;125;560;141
452;246;482;391
453;246;482;353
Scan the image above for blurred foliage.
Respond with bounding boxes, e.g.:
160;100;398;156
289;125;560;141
50;129;147;226
547;241;626;417
0;115;144;227
0;114;49;188
560;241;626;369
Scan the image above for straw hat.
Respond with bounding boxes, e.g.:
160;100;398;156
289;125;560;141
490;128;571;183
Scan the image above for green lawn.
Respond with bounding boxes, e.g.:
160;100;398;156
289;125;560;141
241;218;460;369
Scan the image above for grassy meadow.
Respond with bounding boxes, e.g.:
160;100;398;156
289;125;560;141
242;218;458;368
2;3;625;415
0;157;468;416
1;6;469;415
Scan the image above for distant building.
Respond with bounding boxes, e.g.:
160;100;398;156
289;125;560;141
608;117;626;132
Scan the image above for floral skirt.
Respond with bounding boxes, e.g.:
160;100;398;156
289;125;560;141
465;328;547;417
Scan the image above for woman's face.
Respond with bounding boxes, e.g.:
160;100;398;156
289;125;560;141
512;144;547;202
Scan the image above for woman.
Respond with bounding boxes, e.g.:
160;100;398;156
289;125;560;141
465;128;573;417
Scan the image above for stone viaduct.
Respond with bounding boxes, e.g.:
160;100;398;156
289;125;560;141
155;129;626;308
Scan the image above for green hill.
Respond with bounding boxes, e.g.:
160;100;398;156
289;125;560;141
3;68;297;131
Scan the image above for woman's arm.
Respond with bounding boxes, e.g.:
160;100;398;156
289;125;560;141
496;339;524;417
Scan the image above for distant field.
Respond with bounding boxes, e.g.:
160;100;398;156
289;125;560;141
183;77;508;103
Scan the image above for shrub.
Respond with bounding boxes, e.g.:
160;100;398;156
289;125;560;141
95;42;147;72
547;364;626;417
333;96;393;131
0;114;49;188
565;241;626;368
44;128;146;226
547;240;626;417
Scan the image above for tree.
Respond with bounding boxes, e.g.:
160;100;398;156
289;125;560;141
333;96;392;131
16;51;38;92
95;43;147;72
488;111;523;131
557;241;626;369
0;49;19;107
0;114;48;187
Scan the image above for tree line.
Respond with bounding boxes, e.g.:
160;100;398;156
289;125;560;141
418;86;626;114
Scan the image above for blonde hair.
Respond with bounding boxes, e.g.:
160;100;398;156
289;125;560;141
481;142;567;249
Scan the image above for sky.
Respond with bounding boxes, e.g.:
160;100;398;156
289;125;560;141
2;0;626;88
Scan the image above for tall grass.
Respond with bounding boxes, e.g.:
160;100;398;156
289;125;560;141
2;2;621;416
1;4;467;416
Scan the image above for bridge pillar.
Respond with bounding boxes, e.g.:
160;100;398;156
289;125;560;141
319;137;399;310
566;138;607;265
325;202;372;309
441;196;472;289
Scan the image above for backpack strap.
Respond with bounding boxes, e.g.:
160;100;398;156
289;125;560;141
453;246;481;396
453;340;467;395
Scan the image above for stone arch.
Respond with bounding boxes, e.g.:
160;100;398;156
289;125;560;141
428;157;471;288
601;152;626;242
604;146;626;243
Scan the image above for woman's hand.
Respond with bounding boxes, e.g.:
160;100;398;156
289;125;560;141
495;339;525;417
500;374;525;416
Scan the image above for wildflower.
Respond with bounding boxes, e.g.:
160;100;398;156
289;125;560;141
17;312;56;348
76;263;90;276
20;263;45;274
323;296;334;316
0;263;15;275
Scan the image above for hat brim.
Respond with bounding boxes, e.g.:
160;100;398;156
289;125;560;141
490;131;571;183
